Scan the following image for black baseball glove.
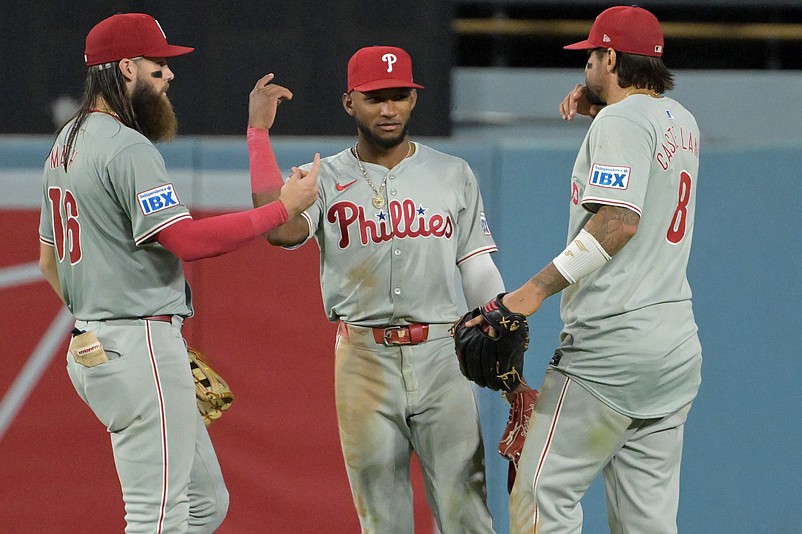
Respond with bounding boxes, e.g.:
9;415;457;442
451;293;530;392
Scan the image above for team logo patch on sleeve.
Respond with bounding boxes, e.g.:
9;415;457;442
480;211;492;235
137;183;180;215
589;163;630;190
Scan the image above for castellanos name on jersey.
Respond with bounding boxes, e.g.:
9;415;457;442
589;163;630;190
138;183;180;215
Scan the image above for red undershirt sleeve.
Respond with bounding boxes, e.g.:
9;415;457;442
248;127;284;194
156;201;288;261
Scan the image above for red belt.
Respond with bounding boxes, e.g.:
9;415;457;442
372;324;429;346
143;315;173;323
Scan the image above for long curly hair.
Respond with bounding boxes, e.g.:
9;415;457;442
56;63;140;171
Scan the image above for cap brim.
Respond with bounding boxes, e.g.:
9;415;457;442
145;44;195;59
351;79;424;93
563;39;596;51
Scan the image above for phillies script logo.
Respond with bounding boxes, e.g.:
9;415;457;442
327;198;453;248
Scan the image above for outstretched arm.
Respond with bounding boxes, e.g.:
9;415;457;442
158;155;320;261
502;204;639;316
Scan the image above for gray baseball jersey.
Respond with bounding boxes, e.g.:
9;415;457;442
39;112;227;532
301;142;497;325
296;142;497;533
39;112;193;320
557;93;703;418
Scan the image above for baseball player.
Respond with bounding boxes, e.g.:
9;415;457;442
247;46;503;533
38;13;318;533
472;6;703;533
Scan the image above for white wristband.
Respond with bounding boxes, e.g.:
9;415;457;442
552;229;611;284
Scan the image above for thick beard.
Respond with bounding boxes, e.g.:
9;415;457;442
131;79;178;142
584;82;607;107
355;117;409;151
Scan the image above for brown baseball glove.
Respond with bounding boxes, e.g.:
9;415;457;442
188;346;234;426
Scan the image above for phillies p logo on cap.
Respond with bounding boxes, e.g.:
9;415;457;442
347;46;425;93
382;52;398;72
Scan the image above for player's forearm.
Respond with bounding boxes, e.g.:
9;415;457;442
505;205;640;316
504;262;568;316
266;216;309;247
253;187;309;246
248;127;284;201
156;202;288;261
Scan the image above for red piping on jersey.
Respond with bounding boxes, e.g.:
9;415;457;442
581;197;642;217
145;321;170;533
531;376;571;532
137;213;192;245
456;246;498;266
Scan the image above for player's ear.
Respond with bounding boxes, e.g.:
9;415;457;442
342;92;355;117
117;58;137;83
409;89;418;110
605;49;618;73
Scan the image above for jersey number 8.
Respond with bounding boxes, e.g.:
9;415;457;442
666;170;692;244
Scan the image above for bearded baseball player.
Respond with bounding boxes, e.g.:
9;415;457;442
247;46;505;532
38;13;318;533
468;6;703;533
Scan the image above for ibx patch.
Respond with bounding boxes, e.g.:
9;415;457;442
480;211;492;235
588;163;630;190
138;183;180;215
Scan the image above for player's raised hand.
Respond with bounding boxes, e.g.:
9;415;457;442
559;83;604;121
248;73;293;130
278;153;320;217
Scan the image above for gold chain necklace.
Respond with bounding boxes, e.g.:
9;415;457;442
352;141;412;209
624;88;661;98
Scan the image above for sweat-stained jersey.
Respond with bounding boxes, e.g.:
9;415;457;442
38;112;193;320
556;94;703;418
298;142;497;326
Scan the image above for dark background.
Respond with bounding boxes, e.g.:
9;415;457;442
3;0;801;136
3;0;454;136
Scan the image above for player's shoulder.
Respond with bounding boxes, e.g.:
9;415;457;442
83;114;158;160
408;143;474;181
412;142;469;166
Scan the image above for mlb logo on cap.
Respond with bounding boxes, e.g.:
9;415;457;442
347;46;424;93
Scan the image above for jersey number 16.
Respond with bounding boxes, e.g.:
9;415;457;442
47;186;82;264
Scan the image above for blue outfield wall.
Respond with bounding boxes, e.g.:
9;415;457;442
2;135;801;533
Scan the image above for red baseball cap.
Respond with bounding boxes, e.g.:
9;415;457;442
564;6;664;58
84;13;194;66
347;46;424;93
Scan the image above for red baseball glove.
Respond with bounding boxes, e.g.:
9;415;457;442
499;387;539;492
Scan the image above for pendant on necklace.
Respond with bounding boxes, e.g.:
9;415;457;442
372;195;385;209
